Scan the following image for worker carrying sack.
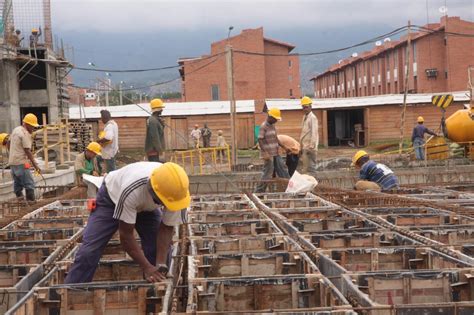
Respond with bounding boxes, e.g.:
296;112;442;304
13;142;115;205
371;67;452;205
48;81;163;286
286;171;318;193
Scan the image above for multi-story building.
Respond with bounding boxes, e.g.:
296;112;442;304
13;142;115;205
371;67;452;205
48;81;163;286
312;16;474;99
179;27;301;102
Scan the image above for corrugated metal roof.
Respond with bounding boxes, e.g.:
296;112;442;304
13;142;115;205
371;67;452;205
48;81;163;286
265;91;470;111
68;100;255;120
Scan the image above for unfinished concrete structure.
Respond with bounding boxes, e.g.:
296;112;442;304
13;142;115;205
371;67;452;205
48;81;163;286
0;0;71;131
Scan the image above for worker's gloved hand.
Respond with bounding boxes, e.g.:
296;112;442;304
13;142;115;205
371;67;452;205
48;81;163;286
92;171;99;176
34;167;41;175
144;265;167;283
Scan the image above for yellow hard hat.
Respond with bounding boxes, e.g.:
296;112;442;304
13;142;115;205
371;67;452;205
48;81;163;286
98;131;105;139
301;96;313;107
86;141;102;156
417;116;424;123
268;108;282;121
31;28;38;33
150;98;165;110
23;113;39;127
352;150;368;166
0;133;9;146
150;162;190;211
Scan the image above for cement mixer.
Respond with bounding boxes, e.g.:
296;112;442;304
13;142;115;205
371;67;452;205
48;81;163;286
443;107;474;144
429;102;474;160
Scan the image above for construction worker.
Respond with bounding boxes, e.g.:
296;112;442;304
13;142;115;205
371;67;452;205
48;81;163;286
412;116;437;160
0;133;10;149
74;141;101;198
8;113;41;201
97;110;119;173
201;123;212;148
190;124;201;149
352;150;399;191
29;27;41;48
65;162;190;284
299;96;319;177
277;134;301;177
255;108;290;193
74;142;101;182
216;130;228;163
13;29;23;47
145;99;166;162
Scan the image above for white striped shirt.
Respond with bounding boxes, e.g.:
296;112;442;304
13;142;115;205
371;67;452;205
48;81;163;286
104;162;187;226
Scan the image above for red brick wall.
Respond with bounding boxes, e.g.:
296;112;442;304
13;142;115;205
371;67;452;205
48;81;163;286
314;17;474;98
444;16;474;91
181;28;300;102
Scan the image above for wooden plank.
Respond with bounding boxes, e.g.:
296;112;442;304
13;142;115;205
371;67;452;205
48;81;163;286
93;289;106;315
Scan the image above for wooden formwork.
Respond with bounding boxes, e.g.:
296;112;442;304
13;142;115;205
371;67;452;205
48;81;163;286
318;246;471;273
303;230;420;249
189;235;302;255
22;200;88;219
8;281;172;315
188;210;267;224
0;245;55;264
0;228;79;241
192;194;248;202
188;251;319;279
186;274;353;313
3;217;87;230
188;220;282;237
346;269;474;308
190;200;256;211
384;213;474;227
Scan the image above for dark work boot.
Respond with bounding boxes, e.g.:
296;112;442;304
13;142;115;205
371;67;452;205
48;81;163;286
25;189;35;202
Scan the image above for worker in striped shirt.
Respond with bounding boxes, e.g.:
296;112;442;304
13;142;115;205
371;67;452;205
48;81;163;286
352;150;399;192
65;162;190;284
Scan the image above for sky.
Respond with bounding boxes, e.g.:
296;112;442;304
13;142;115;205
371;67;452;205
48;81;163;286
51;0;473;33
46;0;474;92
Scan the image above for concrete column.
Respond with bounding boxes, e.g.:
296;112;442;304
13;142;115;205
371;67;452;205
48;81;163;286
0;60;20;132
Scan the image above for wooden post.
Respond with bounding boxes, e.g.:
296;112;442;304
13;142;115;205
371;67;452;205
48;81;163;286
42;114;49;172
59;121;64;166
226;44;238;166
65;119;71;162
398;21;411;154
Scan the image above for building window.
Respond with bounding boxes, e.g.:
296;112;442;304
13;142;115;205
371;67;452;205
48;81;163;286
387;82;391;93
289;89;293;97
288;60;292;67
289;75;293;82
393;51;398;68
211;84;219;101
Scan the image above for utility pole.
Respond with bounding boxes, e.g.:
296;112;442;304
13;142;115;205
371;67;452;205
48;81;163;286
226;44;237;166
119;81;124;105
398;21;411;154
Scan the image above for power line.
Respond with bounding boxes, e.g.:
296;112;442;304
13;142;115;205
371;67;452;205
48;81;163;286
71;53;224;92
72;53;223;73
233;26;410;57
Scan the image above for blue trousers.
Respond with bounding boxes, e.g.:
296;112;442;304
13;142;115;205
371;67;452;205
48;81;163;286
65;184;165;284
10;164;35;199
414;138;425;160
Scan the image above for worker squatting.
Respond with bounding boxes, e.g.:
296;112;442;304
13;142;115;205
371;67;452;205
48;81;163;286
3;97;448;282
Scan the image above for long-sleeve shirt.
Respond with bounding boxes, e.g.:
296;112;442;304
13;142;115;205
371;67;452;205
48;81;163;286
74;152;99;185
411;124;436;142
359;160;399;191
300;112;319;151
145;115;165;154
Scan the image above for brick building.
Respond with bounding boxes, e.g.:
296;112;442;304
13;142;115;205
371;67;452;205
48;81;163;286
312;16;474;98
179;27;301;102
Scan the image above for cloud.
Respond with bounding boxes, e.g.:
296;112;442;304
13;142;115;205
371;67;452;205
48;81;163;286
52;0;473;33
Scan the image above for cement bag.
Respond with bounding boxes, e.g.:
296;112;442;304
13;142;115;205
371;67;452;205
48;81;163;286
286;171;318;193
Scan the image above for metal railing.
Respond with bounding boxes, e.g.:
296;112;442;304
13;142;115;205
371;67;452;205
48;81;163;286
169;146;231;175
